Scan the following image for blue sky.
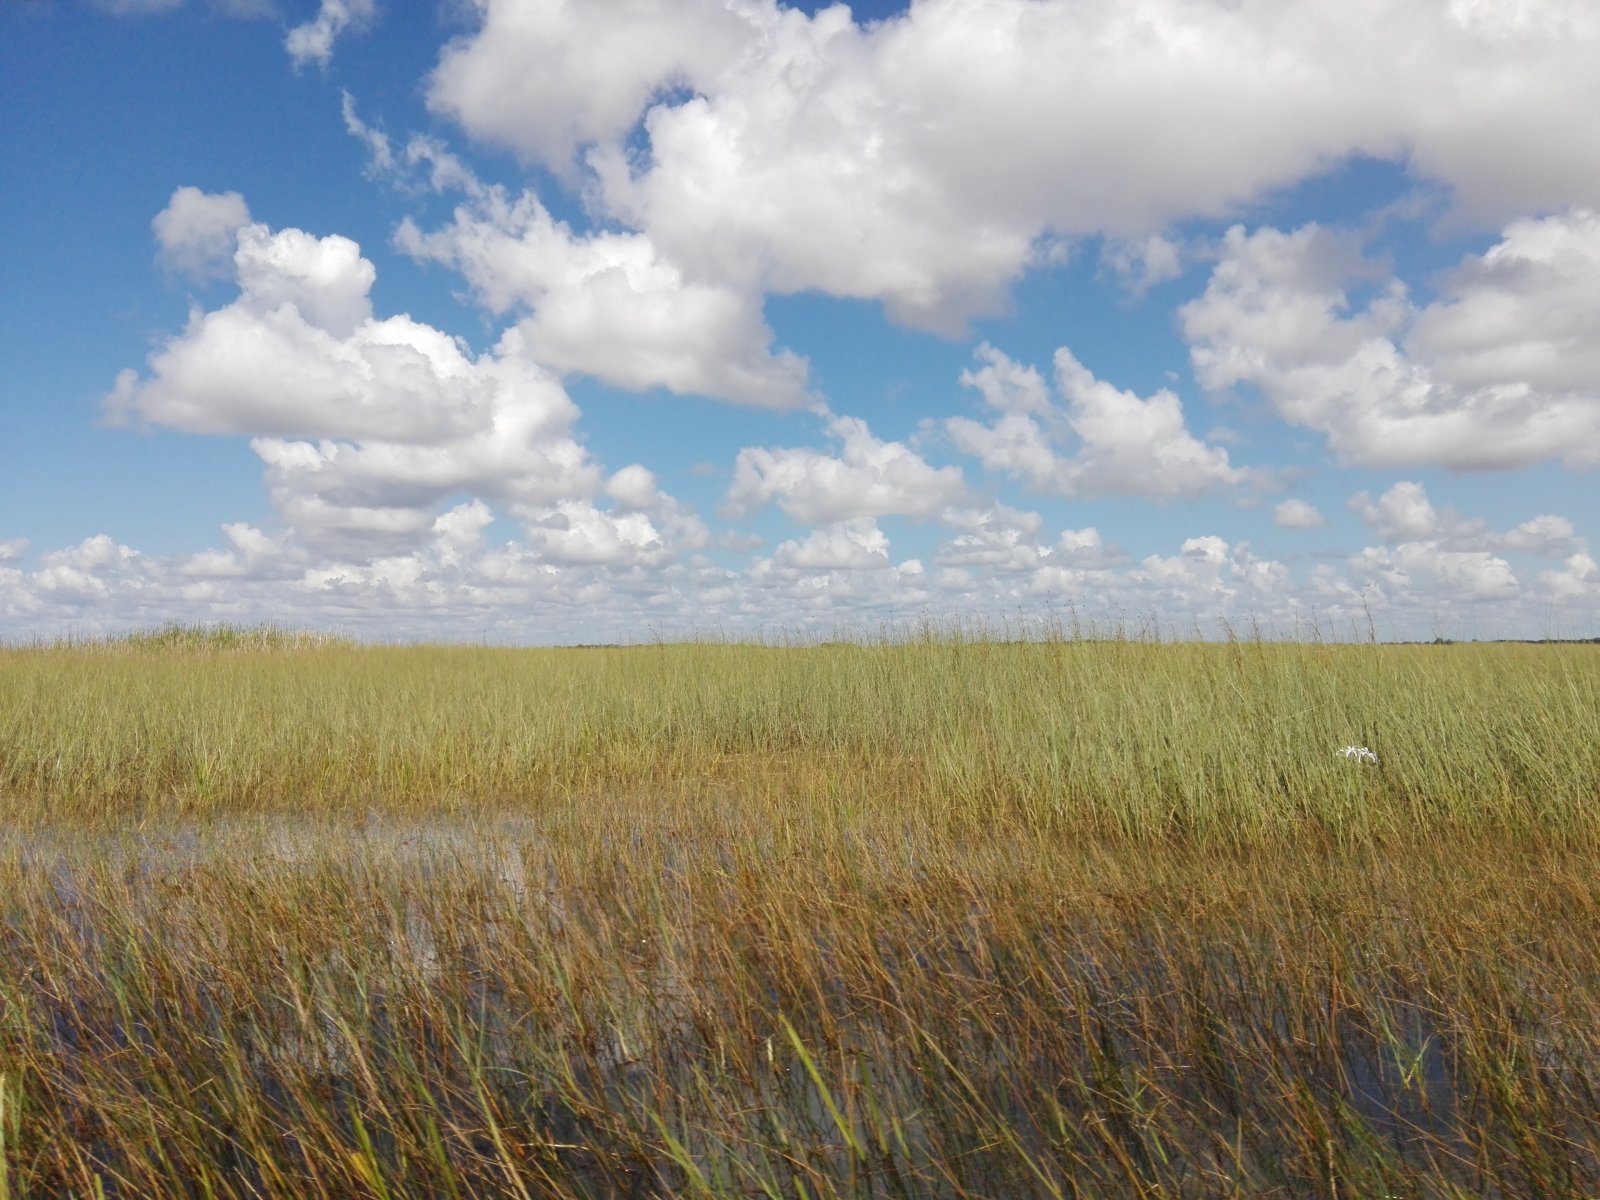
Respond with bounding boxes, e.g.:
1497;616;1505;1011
2;0;1597;643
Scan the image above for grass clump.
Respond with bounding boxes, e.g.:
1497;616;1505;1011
0;633;1596;1196
32;621;355;656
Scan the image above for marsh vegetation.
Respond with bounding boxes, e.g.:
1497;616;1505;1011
1;628;1596;1196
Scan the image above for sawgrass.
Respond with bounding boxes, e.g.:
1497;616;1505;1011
0;628;1596;1196
3;628;1596;841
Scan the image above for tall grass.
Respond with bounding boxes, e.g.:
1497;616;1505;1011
1;631;1597;1196
3;633;1596;841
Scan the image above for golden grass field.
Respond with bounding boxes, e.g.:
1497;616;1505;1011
1;626;1597;1196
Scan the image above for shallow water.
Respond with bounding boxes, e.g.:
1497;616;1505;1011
3;816;1596;1197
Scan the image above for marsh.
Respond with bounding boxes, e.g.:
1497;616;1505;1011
2;633;1597;1196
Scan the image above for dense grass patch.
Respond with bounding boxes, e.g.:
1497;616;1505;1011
4;633;1597;840
1;633;1596;1196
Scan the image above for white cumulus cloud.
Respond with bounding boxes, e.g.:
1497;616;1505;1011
152;187;252;280
945;344;1255;498
519;500;667;567
108;209;608;558
1273;499;1325;529
1100;234;1185;296
772;519;892;571
398;190;810;408
286;0;376;68
1183;213;1600;470
425;0;1600;334
934;504;1048;573
1352;481;1581;559
726;414;967;524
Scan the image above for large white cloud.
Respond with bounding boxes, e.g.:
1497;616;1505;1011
1351;481;1581;557
1351;481;1445;543
427;0;759;173
231;224;376;336
425;0;1600;333
107;215;616;556
1540;553;1600;602
1183;213;1600;470
771;519;892;572
518;500;668;567
152;186;252;280
28;537;149;606
1321;479;1596;621
398;190;810;408
934;504;1048;573
725;413;967;525
246;377;601;557
1273;499;1325;529
178;522;294;580
109;222;455;441
1407;209;1600;395
945;344;1255;498
1346;542;1520;603
746;547;931;616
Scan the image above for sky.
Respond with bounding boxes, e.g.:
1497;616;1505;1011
2;0;1598;644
